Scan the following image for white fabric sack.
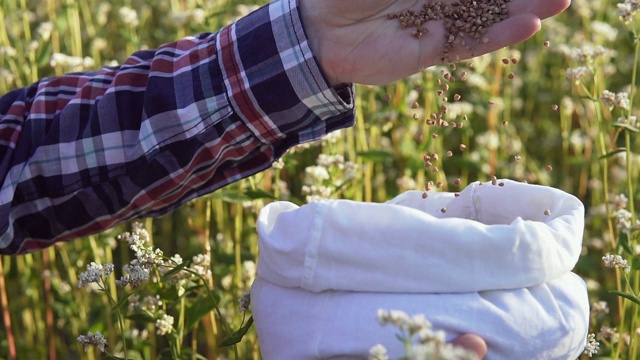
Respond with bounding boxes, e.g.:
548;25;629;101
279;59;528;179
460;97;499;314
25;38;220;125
251;180;590;359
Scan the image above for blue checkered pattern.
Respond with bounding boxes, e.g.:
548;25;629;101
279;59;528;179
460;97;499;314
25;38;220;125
0;0;355;254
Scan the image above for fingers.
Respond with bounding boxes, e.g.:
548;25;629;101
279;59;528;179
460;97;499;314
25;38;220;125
444;13;541;62
414;0;567;65
451;333;488;359
508;0;571;20
478;13;542;51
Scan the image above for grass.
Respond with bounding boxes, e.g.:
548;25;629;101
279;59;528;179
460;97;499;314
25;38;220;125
0;0;639;359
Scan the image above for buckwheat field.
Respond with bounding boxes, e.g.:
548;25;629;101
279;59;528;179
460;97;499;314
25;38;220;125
0;0;639;359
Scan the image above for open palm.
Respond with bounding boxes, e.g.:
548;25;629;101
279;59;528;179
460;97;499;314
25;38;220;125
300;0;571;85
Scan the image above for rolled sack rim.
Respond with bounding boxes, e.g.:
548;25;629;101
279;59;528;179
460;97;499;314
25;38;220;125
256;179;586;293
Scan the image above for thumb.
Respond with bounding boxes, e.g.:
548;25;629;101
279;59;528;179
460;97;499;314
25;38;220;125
451;333;488;359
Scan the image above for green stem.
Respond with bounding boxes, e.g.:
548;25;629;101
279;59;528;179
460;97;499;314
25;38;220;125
628;30;639;115
176;295;185;357
628;31;639;218
103;281;128;358
626;130;635;217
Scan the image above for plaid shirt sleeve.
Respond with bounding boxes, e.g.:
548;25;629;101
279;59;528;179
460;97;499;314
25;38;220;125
0;0;355;254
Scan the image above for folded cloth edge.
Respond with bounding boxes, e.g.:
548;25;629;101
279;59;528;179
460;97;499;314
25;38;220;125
257;179;585;293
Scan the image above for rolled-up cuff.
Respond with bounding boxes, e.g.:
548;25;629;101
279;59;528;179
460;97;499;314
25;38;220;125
216;0;355;152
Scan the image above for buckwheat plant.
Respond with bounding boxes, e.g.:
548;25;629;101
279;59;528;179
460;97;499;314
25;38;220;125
77;331;109;354
372;309;478;360
75;222;243;359
77;261;126;356
562;0;640;358
302;152;359;202
584;333;601;357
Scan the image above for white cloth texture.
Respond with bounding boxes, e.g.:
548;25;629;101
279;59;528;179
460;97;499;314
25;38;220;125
251;179;590;359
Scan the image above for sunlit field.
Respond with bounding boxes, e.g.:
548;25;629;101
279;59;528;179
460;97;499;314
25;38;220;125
0;0;639;359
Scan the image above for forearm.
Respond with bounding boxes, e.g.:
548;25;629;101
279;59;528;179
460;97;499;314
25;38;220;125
0;0;355;254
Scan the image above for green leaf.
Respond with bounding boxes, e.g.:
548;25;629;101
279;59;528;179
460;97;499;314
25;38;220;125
599;148;626;160
609;290;640;306
176;348;209;360
160;260;191;282
617;232;634;256
112;292;135;313
156;285;180;303
612;123;640;132
102;355;127;360
244;188;276;200
184;295;218;332
219;316;254;347
126;312;157;324
35;40;53;67
208;189;250;204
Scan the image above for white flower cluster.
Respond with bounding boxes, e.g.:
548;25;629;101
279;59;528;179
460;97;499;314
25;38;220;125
444;101;474;120
191;253;212;279
161;252;213;284
36;22;54;41
0;46;17;57
96;3;111;26
613;193;629;210
583;333;600;357
129;294;163;312
302;153;359;202
235;5;260;18
302;184;333;202
617;0;640;23
557;44;615;64
118;7;139;27
169;253;183;265
50;53;95;72
317;154;345;168
276;179;291;200
602;254;631;273
591;300;610;317
397;172;418;192
598;326;619;342
116;262;150;288
305;165;331;183
600;90;630;110
156;314;174;335
120;223;164;266
0;68;14;84
343;161;359;181
475;131;500;151
369;344;389;360
590;20;619;42
321;130;342;145
157;253;186;279
77;262;114;288
616;115;638;129
373;309;478;360
271;158;285;169
614;209;638;233
77;331;108;352
242;260;256;284
565;66;591;83
172;9;207;26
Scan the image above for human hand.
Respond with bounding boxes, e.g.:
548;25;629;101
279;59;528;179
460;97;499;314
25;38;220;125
299;0;571;85
452;333;488;359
